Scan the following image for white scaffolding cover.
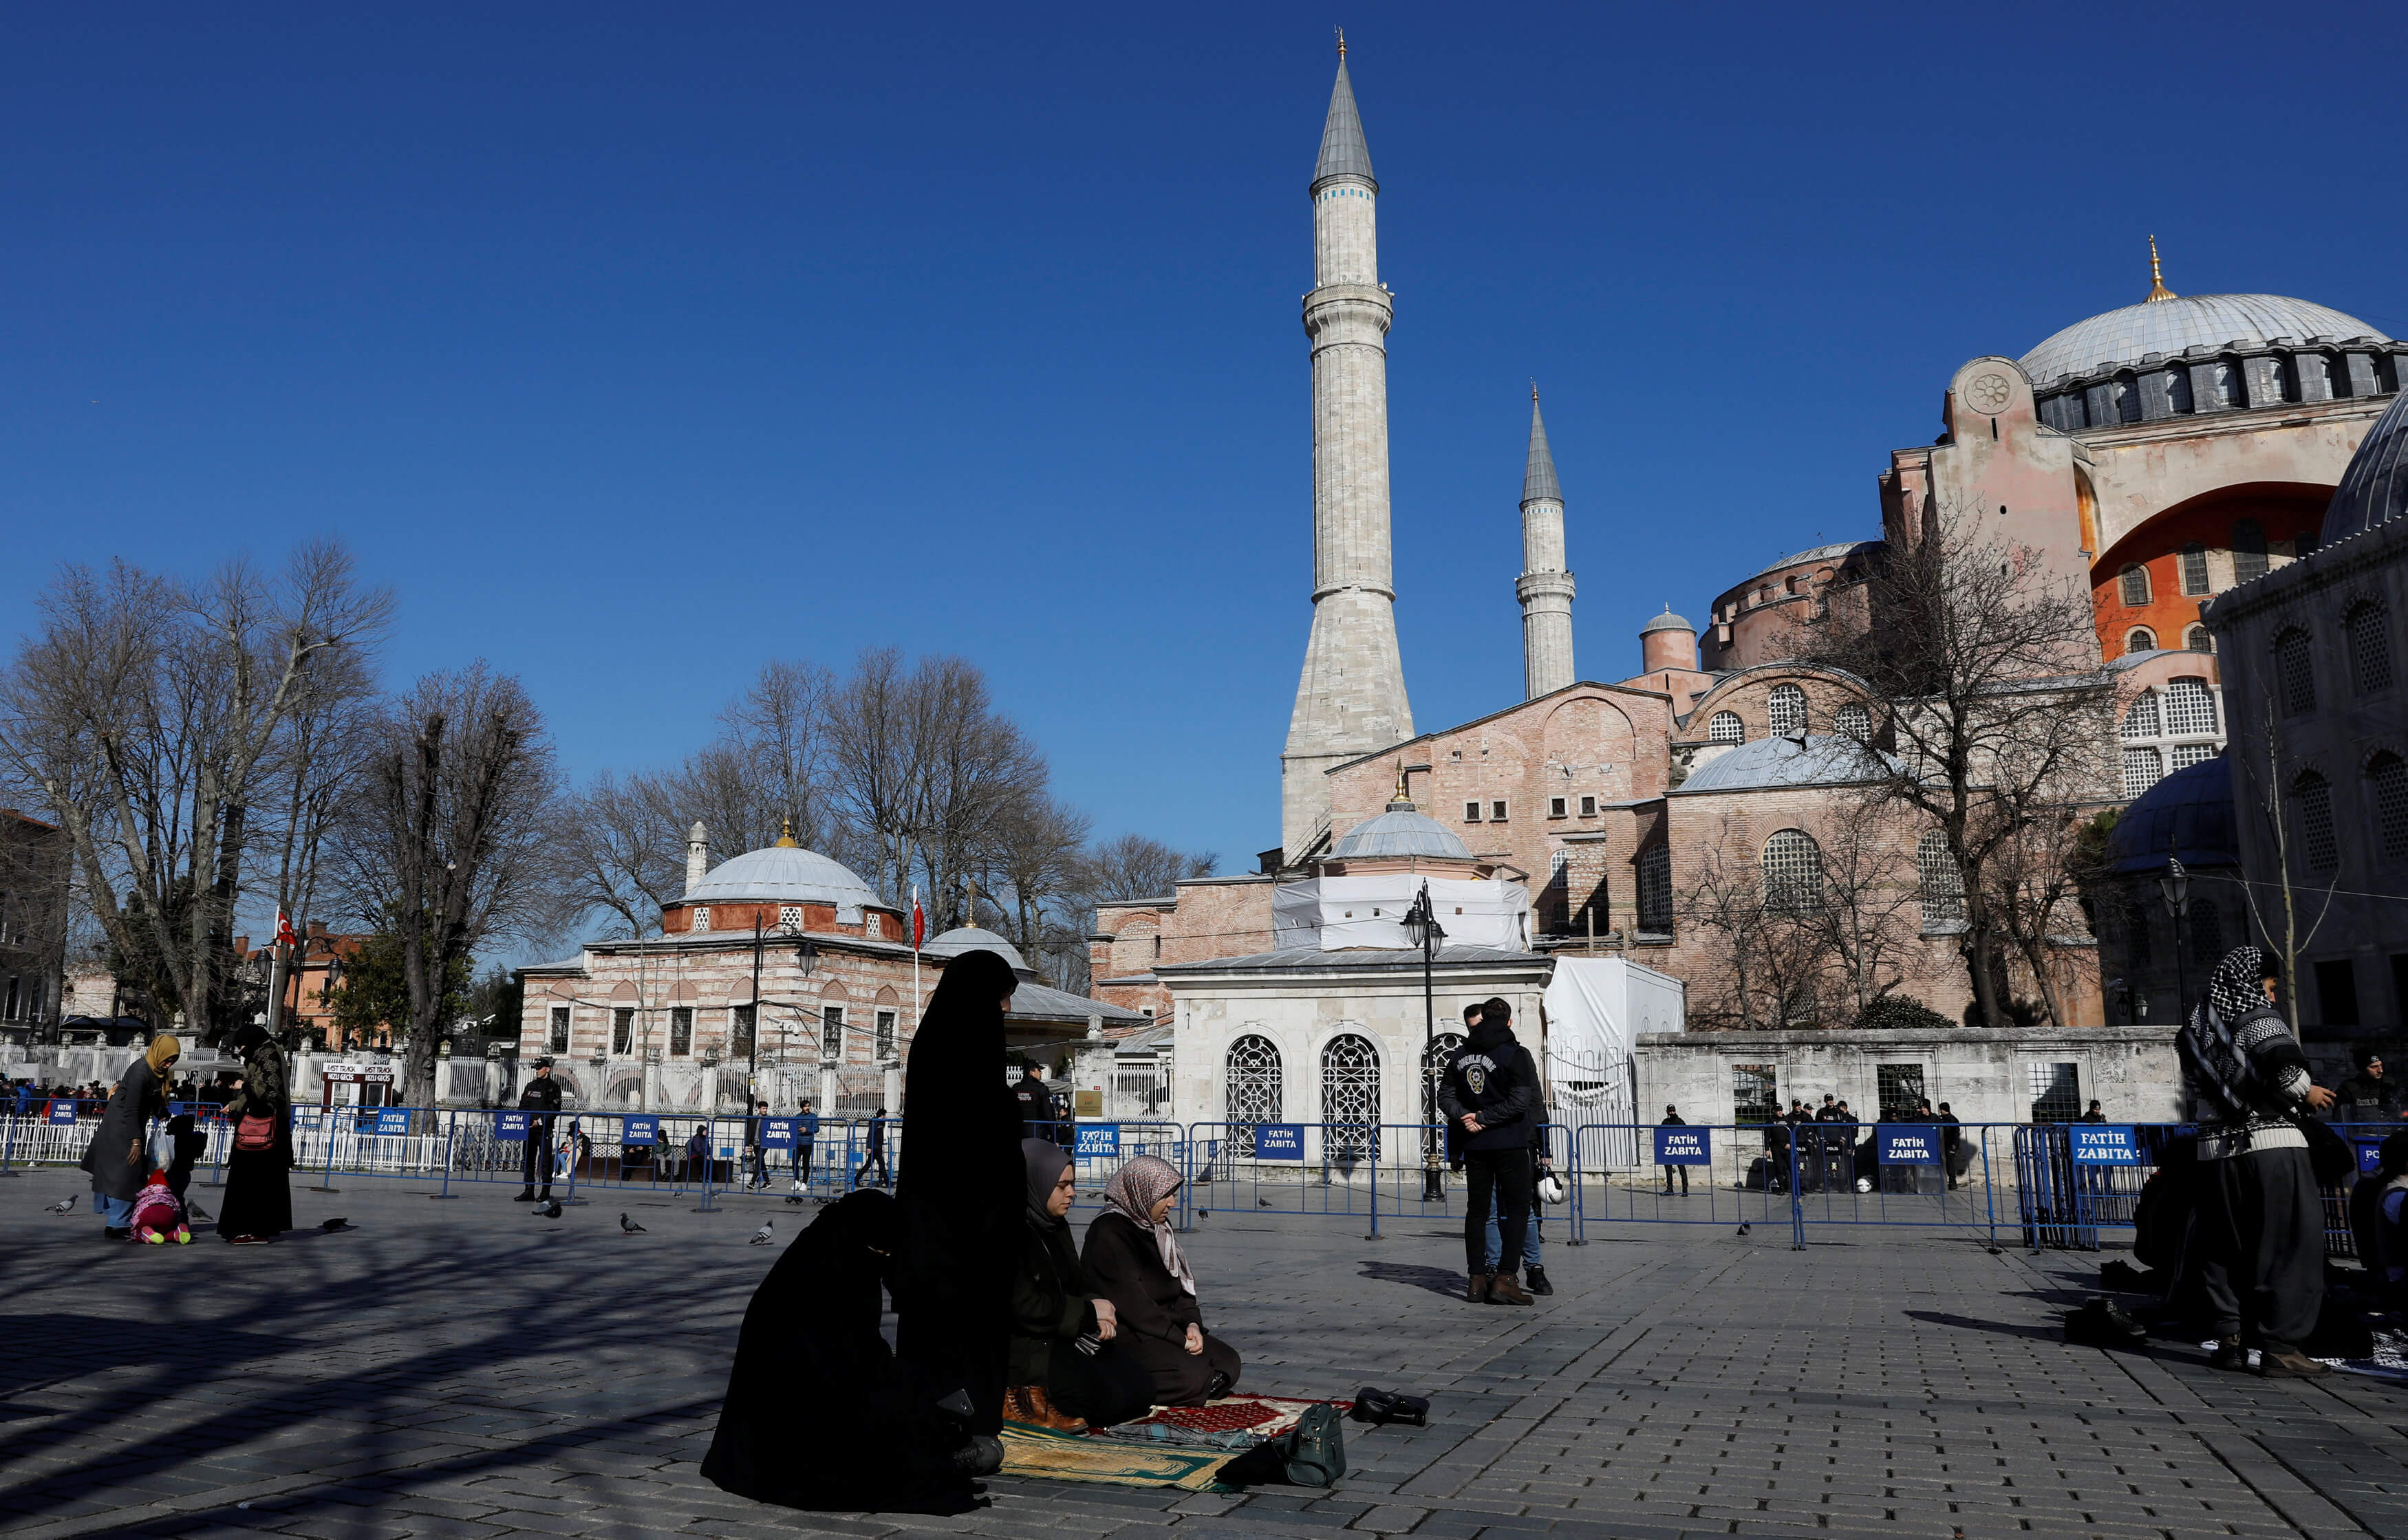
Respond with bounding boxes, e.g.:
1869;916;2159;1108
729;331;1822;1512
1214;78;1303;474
1540;958;1685;1153
1269;876;1530;952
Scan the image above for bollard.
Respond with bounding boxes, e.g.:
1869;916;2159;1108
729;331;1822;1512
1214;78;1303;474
1364;1130;1381;1241
431;1109;459;1199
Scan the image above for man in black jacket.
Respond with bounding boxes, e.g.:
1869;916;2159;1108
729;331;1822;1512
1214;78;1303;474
514;1059;563;1202
1439;997;1540;1307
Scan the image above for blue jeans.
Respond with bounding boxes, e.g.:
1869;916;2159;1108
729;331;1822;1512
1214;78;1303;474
1483;1208;1542;1272
94;1193;134;1230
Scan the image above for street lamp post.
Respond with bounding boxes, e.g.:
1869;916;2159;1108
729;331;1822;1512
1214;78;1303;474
2159;858;2192;1019
1402;882;1446;1202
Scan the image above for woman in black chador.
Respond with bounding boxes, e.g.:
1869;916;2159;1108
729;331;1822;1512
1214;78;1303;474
891;948;1026;1437
217;1023;294;1243
700;1189;987;1512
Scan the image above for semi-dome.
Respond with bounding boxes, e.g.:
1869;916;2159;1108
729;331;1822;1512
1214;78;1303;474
1676;734;1895;794
2020;294;2386;387
2323;387;2408;545
1326;809;1474;862
682;844;885;922
2107;754;2235;874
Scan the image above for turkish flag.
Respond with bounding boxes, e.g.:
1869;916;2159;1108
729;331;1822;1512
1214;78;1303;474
912;892;924;950
275;910;299;947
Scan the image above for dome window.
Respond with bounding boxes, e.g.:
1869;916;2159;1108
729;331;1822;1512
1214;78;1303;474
691;907;711;933
2121;693;2162;741
2118;564;2152;607
1767;684;1807;737
1708;711;1745;745
2122;746;2163;799
2347;601;2392;694
1761;829;1824;915
1836;702;1871;741
2165;678;2219;736
778;904;804;933
2275;627;2316;715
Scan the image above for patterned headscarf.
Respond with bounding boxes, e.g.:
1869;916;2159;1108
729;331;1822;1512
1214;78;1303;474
1100;1154;1194;1295
2206;945;2273;1022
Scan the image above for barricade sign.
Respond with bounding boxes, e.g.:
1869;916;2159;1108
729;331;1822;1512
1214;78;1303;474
495;1111;529;1141
46;1102;76;1125
625;1114;658;1145
2070;1124;2139;1164
2360;1140;2387;1178
759;1118;797;1150
1653;1126;1710;1165
1878;1126;1940;1164
1254;1123;1304;1161
1074;1123;1120;1158
373;1109;411;1137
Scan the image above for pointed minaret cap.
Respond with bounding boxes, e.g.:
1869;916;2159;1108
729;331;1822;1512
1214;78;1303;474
1313;45;1376;193
1386;768;1416;812
2144;235;2177;303
1522;384;1562;506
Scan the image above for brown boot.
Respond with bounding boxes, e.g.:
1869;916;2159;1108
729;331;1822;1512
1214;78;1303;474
1005;1384;1088;1432
1489;1270;1534;1306
2259;1350;2331;1378
1466;1271;1492;1303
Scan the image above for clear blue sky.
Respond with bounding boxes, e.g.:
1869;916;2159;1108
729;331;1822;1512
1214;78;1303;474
6;3;2404;876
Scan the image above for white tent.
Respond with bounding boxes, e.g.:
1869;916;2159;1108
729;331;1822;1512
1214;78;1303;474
1269;875;1530;952
1541;957;1684;1163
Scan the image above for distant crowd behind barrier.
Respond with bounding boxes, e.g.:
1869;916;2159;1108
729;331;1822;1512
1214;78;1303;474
6;1093;2389;1255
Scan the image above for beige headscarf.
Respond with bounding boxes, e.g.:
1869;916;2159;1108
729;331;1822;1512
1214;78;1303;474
1100;1154;1194;1295
144;1034;183;1074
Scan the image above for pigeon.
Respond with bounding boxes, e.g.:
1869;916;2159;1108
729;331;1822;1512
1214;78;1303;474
1735;1223;1751;1237
538;1200;563;1219
749;1219;773;1245
45;1195;76;1215
1258;1198;1275;1208
321;1217;350;1232
619;1213;645;1234
185;1202;212;1222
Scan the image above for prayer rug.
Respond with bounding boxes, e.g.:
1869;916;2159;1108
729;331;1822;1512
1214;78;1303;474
1115;1393;1348;1444
995;1423;1235;1490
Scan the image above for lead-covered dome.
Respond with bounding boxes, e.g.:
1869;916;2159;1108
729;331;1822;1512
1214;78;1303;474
2323;388;2408;545
2106;754;2235;873
682;845;885;922
2020;294;2385;387
921;924;1035;979
1326;809;1474;862
1676;735;1896;794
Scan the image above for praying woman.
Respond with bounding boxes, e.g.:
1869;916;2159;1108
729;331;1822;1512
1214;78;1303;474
1081;1154;1240;1407
1007;1138;1154;1433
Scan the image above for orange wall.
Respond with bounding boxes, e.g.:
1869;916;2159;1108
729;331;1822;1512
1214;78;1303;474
2092;486;2330;657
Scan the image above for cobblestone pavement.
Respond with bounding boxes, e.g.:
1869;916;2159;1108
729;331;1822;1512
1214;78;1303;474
8;1173;2408;1540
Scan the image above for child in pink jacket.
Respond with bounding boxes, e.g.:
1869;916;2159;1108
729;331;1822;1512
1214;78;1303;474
130;1169;191;1244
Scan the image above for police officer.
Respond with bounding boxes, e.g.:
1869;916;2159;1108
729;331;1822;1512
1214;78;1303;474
513;1059;563;1202
1013;1064;1053;1140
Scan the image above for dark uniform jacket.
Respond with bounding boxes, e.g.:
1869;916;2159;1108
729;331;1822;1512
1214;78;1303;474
1437;1023;1539;1153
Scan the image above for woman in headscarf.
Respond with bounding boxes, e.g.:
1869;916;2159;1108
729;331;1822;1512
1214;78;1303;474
1008;1138;1155;1432
2180;944;2336;1377
890;948;1026;1438
80;1033;179;1239
1081;1153;1240;1407
700;1189;990;1513
216;1022;294;1244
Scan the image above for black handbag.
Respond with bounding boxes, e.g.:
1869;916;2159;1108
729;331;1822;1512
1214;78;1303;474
2294;1114;2355;1186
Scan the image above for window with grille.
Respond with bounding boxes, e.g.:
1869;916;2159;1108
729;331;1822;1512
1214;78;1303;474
1637;843;1673;933
1549;796;1567;818
691;907;711;933
1709;711;1744;745
2119;564;2151;607
2028;1062;2082;1123
548;1006;570;1054
1917;830;1965;926
1579;795;1596;816
1491;799;1509;821
2121;693;2161;739
2123;904;2154;972
2164;677;2217;735
876;1008;898;1061
1422;1032;1465;1125
1762;829;1823;913
669;1007;693;1056
2350;603;2393;694
1225;1034;1283;1154
2180;543;2210;596
821;1005;844;1060
1319;1033;1380;1141
2374;753;2408;858
1767;684;1807;737
2276;629;2316;715
1463;801;1482;823
1876;1063;1927;1121
612;1007;634;1054
2296;772;2337;871
1781;984;1819;1026
731;1004;755;1055
2186;625;2213;652
1732;1063;1779;1127
2122;746;2163;799
2171;743;2217;771
2233;519;2268;583
2191;898;2224;965
778;904;804;932
2126;628;2156;655
1836;702;1870;741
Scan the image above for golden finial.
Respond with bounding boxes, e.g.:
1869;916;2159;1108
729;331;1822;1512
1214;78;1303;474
1388;766;1415;811
775;817;799;849
1531;379;1539;402
2144;234;2176;303
1335;26;1346;58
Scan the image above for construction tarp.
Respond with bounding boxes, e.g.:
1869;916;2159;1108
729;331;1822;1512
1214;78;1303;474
1269;876;1529;952
1540;958;1685;1146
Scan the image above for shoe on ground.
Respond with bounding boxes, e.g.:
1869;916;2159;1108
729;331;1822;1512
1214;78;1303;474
1004;1385;1087;1433
1465;1271;1492;1304
1523;1265;1555;1297
144;1231;164;1244
1489;1271;1534;1306
2208;1343;2250;1371
2260;1349;2332;1378
513;1189;536;1202
950;1434;1004;1477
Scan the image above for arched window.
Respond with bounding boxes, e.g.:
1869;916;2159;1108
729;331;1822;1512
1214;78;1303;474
2180;543;2210;596
2371;752;2408;859
2119;564;2151;607
1767;684;1807;737
2171;743;2219;772
2122;746;2163;799
1708;711;1745;745
2125;628;2157;655
1421;1032;1465;1127
2233;519;2269;584
2275;627;2316;715
2185;625;2214;652
2121;692;2162;740
1637;843;1673;933
1319;1034;1380;1153
2190;898;2224;965
2294;772;2338;872
1836;702;1871;741
1761;829;1823;914
1224;1034;1283;1154
2348;601;2393;694
2164;677;2218;736
1917;830;1964;927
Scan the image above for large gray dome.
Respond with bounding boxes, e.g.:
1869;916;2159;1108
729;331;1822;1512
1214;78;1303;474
2020;294;2385;387
682;845;885;922
1326;810;1474;862
2323;388;2408;545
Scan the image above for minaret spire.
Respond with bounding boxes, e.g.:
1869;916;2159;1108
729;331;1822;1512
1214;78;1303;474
1282;45;1411;862
1516;386;1575;698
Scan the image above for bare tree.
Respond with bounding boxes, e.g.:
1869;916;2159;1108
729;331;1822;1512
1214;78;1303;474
1079;834;1220;904
0;545;391;1038
1678;824;1785;1030
334;665;561;1106
980;794;1093;986
1805;792;1923;1019
553;770;686;940
2232;694;2341;1031
1790;507;2114;1027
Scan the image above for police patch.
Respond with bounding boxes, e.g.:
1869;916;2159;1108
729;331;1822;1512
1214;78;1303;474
1465;1065;1487;1096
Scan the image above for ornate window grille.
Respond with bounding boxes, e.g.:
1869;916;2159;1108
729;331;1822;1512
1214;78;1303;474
1917;830;1964;927
1421;1032;1465;1125
2276;628;2316;715
820;1005;844;1061
1761;829;1823;914
1708;711;1744;745
1767;684;1807;737
1225;1034;1282;1155
548;1006;570;1054
612;1007;634;1054
669;1007;693;1056
1637;844;1673;933
778;904;804;932
2295;772;2338;871
691;907;711;933
2373;753;2408;858
1836;702;1870;741
2190;898;2224;964
876;1009;898;1061
2122;746;2163;799
731;1004;755;1056
2171;743;2217;771
2164;677;2218;735
1731;1063;1778;1126
2350;603;2393;695
1320;1033;1380;1162
2121;693;2161;740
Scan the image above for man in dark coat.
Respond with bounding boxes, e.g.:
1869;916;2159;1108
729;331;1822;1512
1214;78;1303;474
1012;1065;1053;1140
514;1060;563;1202
2339;1050;2398;1127
1657;1105;1690;1195
1439;997;1540;1306
83;1034;178;1237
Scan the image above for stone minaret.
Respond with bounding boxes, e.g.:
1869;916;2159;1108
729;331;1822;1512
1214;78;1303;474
1517;387;1575;697
685;822;710;896
1282;41;1413;860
